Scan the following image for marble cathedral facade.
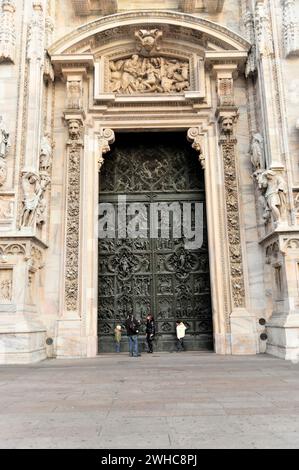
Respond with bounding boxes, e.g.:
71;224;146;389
0;0;299;363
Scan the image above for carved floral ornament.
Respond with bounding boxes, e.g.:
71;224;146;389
98;128;115;171
187;127;205;170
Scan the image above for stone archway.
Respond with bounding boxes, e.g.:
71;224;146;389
49;10;258;358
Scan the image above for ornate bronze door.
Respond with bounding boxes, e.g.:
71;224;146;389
98;133;213;352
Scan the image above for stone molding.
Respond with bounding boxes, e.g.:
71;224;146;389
49;11;250;56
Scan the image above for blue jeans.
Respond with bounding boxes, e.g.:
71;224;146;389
128;335;139;357
115;342;120;353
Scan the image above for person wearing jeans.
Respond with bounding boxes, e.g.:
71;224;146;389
125;314;140;357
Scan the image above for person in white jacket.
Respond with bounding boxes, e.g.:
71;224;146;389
176;321;187;352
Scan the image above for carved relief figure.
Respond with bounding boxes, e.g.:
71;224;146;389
109;55;190;94
257;170;288;223
0;269;12;302
135;29;163;55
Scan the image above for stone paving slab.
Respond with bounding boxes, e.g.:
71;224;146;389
0;353;298;449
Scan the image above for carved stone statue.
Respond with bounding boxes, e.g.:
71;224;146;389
134;29;163;55
257;170;288;223
0;115;10;159
250;133;265;172
109;55;190;95
0;116;10;186
20;171;50;228
40;133;52;172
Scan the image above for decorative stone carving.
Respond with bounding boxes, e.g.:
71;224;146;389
0;268;12;303
217;78;234;107
64;117;84;311
67;79;83;109
219;115;236;138
187;127;205;170
0;115;10;186
0;196;13;220
218;112;245;309
250;133;265;172
44;16;54;82
98;128;115;171
72;0;118;16
179;0;196;13
255;1;274;57
27;2;45;63
134;29;163;55
256;170;288;224
0;0;16;63
243;10;257;77
282;0;299;57
20;171;50;228
68;119;82;142
109;55;190;94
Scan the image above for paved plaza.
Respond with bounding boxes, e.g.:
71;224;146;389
0;353;299;449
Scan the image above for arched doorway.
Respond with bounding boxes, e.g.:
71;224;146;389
98;132;213;352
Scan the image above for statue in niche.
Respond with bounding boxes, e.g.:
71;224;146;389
109;55;190;95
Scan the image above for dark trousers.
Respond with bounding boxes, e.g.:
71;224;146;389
176;338;185;351
146;334;153;353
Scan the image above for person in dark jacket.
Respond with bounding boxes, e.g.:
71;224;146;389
125;314;140;357
146;314;156;354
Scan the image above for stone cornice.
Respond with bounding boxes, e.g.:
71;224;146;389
49;10;251;56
